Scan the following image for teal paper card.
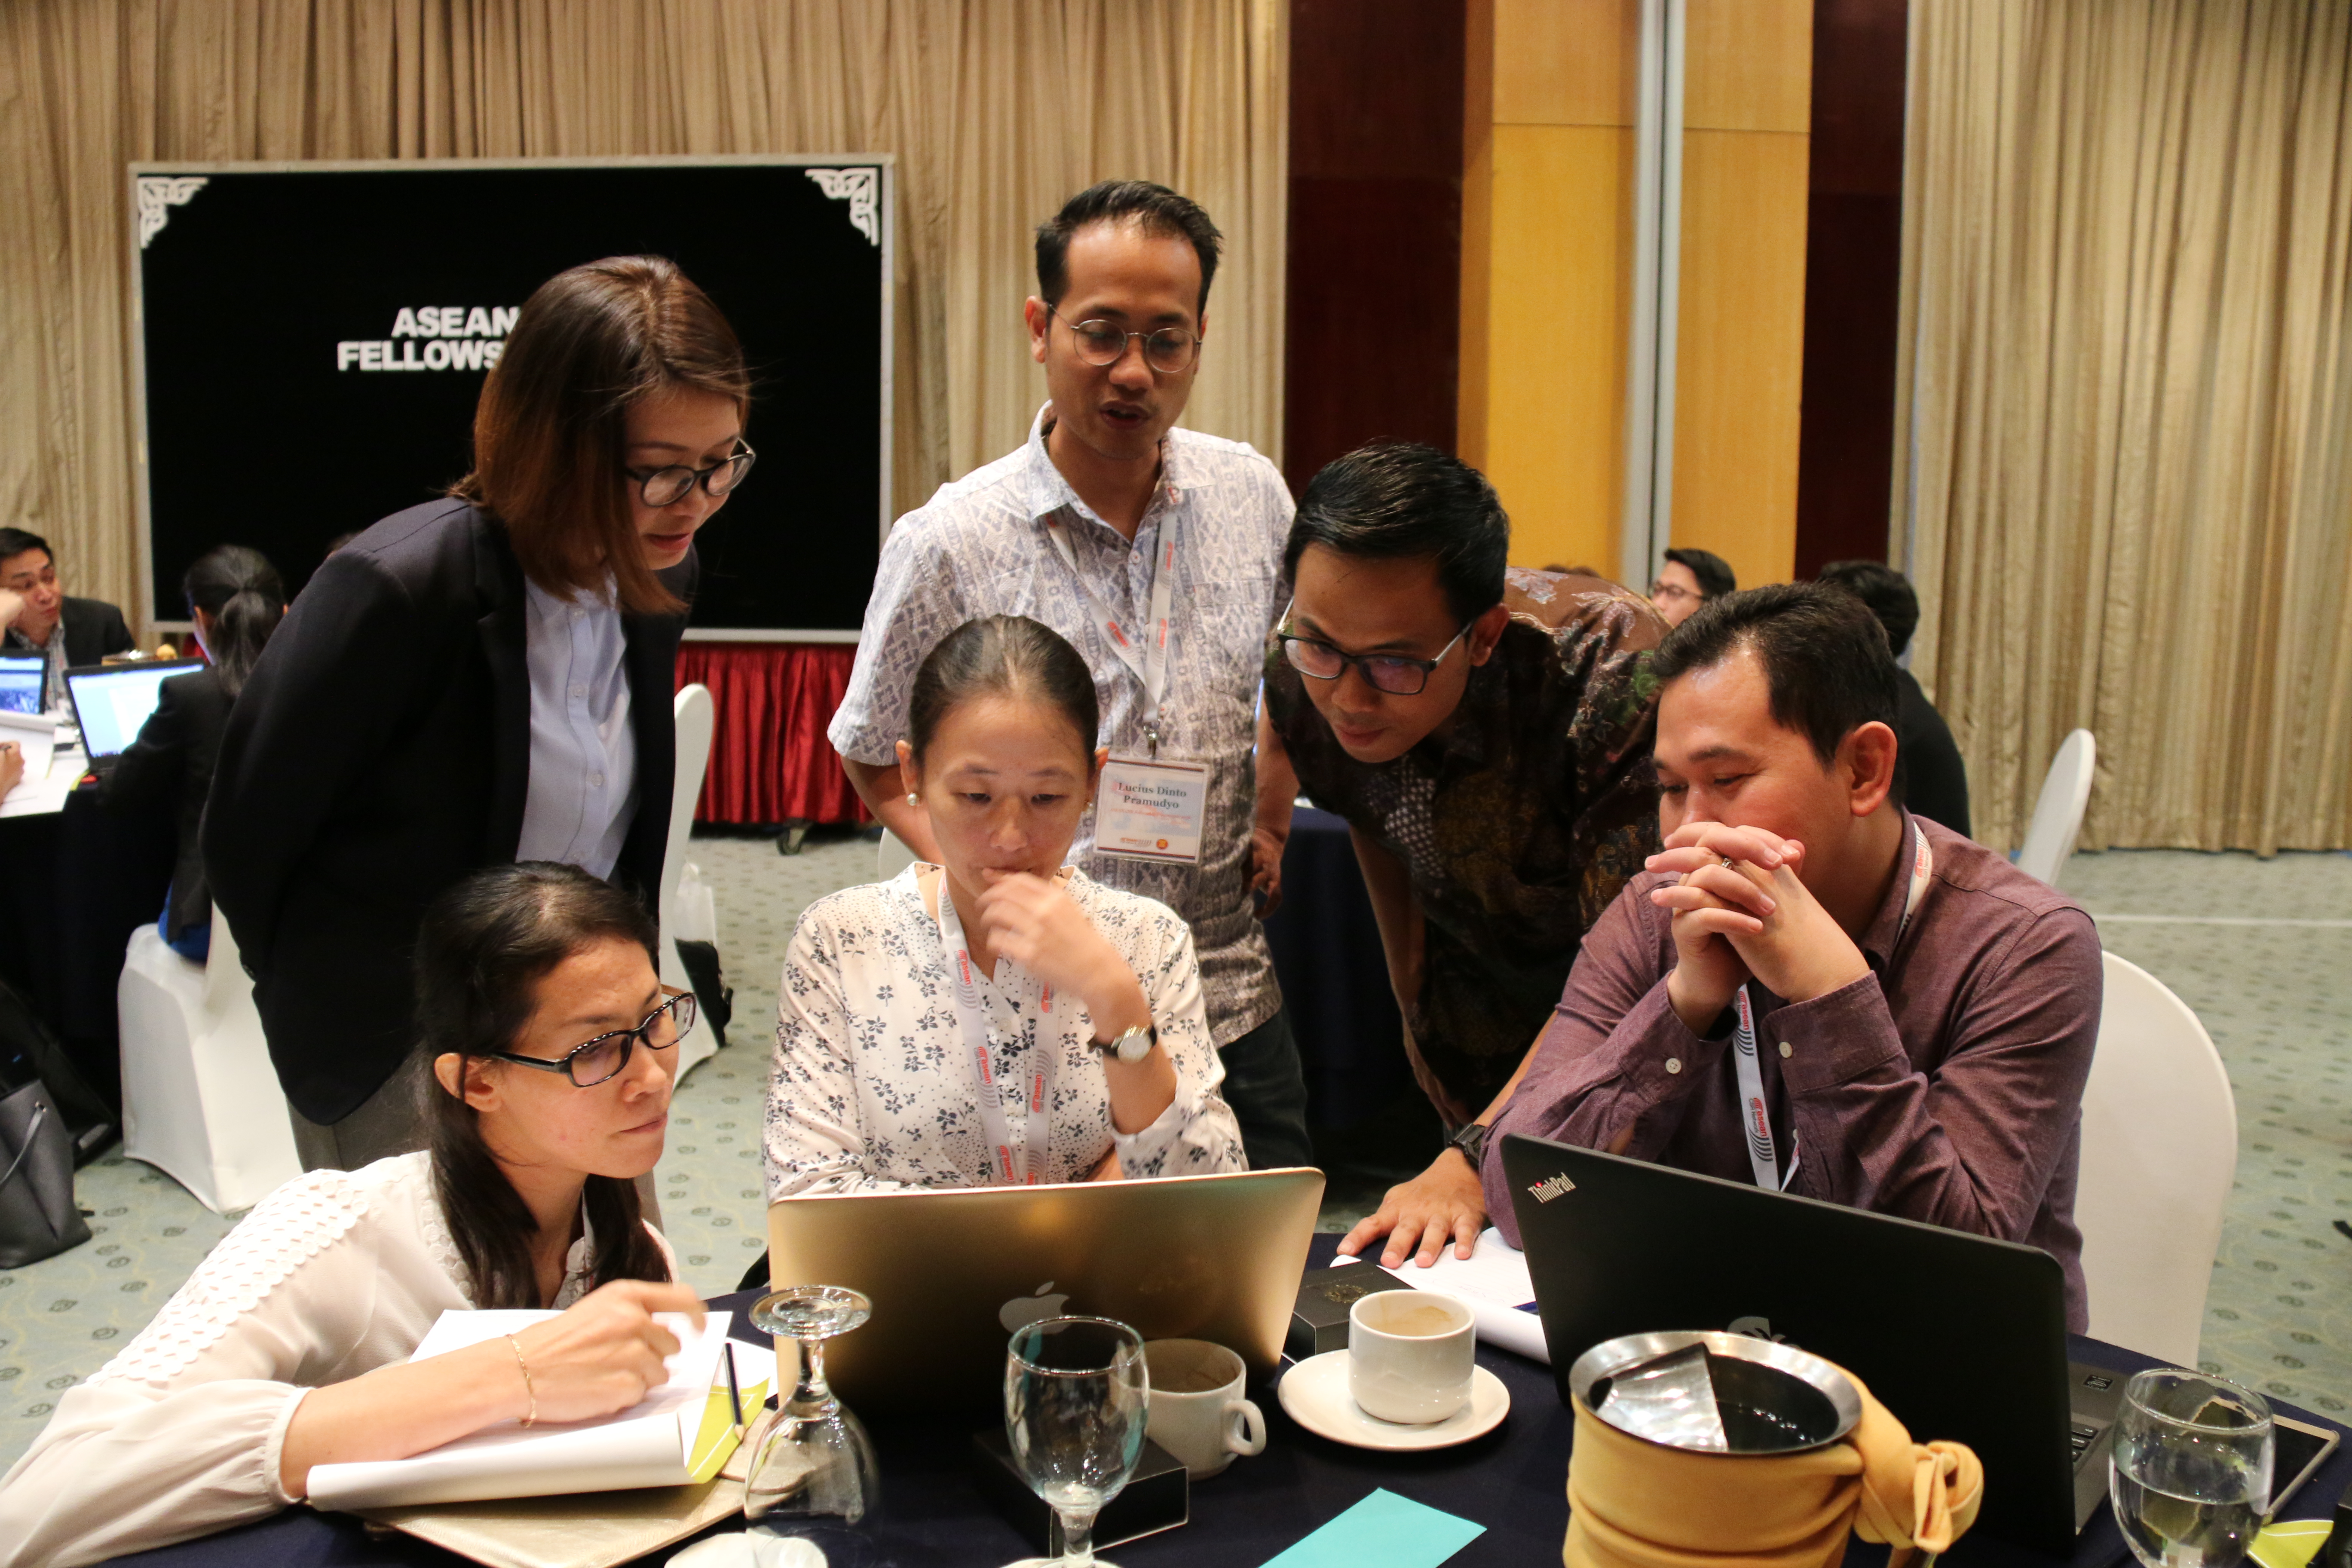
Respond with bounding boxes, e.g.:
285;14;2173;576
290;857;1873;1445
1257;1487;1487;1568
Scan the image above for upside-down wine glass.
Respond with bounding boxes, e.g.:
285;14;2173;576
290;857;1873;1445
2109;1368;2275;1568
1002;1316;1150;1568
743;1285;884;1568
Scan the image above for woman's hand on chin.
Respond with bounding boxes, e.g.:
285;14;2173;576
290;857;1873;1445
508;1279;707;1424
974;873;1149;1035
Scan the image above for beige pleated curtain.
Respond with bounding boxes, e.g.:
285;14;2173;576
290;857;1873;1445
0;0;1287;630
1896;0;2352;853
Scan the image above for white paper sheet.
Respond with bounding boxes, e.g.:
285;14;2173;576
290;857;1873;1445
0;711;57;814
306;1309;736;1511
1383;1228;1552;1365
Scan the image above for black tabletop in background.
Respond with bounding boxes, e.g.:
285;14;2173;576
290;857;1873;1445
105;1232;2352;1567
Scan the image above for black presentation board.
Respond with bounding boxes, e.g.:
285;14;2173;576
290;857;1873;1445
131;157;891;636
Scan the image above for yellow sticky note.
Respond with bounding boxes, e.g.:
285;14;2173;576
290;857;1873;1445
2251;1518;2334;1568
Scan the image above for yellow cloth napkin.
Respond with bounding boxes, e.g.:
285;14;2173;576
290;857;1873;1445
1564;1371;1983;1568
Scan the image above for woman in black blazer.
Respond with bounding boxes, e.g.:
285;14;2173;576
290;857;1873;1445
103;546;286;962
204;256;755;1171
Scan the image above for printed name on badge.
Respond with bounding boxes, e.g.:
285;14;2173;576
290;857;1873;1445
1095;756;1208;865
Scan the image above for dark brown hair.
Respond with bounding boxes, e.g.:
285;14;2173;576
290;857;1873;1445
1035;181;1223;316
183;545;284;699
453;256;747;616
419;862;672;1308
1651;582;1899;767
906;615;1100;765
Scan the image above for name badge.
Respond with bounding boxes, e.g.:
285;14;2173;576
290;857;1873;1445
1094;754;1208;865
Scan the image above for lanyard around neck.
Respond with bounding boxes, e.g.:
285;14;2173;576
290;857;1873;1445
1730;819;1936;1190
934;876;1054;1185
1043;508;1177;755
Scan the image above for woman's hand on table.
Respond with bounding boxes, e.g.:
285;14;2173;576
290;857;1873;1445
0;742;20;798
505;1279;705;1424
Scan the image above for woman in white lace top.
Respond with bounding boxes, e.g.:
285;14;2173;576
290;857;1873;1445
766;616;1246;1196
0;864;704;1568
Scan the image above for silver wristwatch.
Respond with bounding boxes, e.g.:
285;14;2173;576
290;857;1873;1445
1096;1021;1158;1063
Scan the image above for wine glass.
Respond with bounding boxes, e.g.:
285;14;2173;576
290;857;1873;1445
2110;1369;2275;1568
1002;1316;1150;1568
743;1285;885;1568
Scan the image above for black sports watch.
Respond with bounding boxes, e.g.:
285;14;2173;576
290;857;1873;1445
1448;1121;1492;1170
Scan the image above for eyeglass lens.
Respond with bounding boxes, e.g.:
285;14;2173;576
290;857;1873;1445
568;992;696;1085
1280;638;1433;697
1068;318;1198;374
638;451;755;507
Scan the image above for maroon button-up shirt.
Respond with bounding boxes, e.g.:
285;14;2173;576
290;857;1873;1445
1482;812;2103;1329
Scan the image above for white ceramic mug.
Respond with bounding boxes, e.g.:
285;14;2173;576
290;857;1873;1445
1143;1338;1267;1479
1348;1289;1476;1425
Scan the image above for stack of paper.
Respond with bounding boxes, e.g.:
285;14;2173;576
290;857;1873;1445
1376;1228;1550;1364
0;710;56;811
308;1310;774;1511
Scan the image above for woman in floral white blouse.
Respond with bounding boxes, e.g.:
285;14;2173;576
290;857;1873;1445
766;615;1247;1195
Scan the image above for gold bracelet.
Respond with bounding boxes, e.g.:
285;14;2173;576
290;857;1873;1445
505;1333;537;1428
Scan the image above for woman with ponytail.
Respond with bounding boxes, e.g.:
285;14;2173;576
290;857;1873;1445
0;862;699;1567
102;544;288;962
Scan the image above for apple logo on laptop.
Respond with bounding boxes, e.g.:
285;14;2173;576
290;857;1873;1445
1000;1282;1070;1332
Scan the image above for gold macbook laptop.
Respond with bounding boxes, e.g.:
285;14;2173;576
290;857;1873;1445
764;1168;1325;1411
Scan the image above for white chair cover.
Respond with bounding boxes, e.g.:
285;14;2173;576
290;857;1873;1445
116;907;301;1214
2075;951;2236;1365
876;827;919;881
2015;729;2095;885
661;684;720;1078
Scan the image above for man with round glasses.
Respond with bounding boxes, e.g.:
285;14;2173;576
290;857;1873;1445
831;180;1311;1170
1261;443;1666;1268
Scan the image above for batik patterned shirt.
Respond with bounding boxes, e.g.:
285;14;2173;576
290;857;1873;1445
829;405;1292;1045
764;866;1246;1195
1264;568;1666;1123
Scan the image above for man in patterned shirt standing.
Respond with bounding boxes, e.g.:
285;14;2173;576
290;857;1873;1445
829;181;1311;1170
1259;444;1666;1265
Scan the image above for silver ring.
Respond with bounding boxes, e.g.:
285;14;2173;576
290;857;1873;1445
1721;855;1736;869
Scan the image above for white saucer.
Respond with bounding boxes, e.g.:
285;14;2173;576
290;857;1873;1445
1276;1351;1510;1451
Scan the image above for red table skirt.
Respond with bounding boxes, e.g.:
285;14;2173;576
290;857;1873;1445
676;643;871;826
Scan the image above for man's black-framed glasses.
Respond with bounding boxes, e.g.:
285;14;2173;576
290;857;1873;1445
627;444;757;508
1275;604;1474;697
489;989;696;1087
1050;308;1202;374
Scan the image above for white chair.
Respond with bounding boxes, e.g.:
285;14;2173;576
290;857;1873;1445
2074;951;2236;1365
2015;728;2095;885
876;826;919;881
116;906;302;1215
660;684;722;1078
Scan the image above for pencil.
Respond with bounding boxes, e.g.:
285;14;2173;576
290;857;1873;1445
723;1340;744;1429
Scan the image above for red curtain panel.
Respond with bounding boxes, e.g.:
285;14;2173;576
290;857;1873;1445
676;643;871;826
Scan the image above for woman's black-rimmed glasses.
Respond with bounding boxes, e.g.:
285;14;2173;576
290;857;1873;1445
1274;603;1474;697
626;444;757;508
488;989;696;1087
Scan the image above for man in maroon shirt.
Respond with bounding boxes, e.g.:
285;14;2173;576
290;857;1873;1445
1470;582;2101;1327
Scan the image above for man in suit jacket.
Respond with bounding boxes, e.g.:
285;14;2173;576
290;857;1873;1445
203;499;692;1166
0;527;136;711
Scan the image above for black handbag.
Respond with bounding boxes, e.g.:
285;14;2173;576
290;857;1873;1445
0;1079;92;1268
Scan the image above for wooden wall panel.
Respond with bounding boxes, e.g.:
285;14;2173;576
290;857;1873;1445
1285;0;1466;489
1671;128;1810;590
1684;0;1814;132
1493;0;1636;127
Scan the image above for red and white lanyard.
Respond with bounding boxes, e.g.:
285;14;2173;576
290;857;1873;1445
1729;820;1935;1190
1043;509;1178;756
936;882;1055;1185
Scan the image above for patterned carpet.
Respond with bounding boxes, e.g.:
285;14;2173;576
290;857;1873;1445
0;835;2346;1473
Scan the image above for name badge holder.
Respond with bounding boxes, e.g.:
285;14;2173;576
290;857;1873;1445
937;884;1053;1185
1044;510;1208;866
1728;821;1935;1190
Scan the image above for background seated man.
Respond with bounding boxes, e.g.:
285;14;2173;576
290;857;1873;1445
1478;583;2101;1328
0;527;135;713
1258;443;1665;1267
1648;545;1734;629
1816;558;1971;838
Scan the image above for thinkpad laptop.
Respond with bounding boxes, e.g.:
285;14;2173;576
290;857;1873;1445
766;1167;1324;1412
1503;1134;2121;1554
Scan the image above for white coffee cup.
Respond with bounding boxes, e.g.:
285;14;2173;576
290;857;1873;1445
1142;1338;1267;1479
1348;1289;1476;1425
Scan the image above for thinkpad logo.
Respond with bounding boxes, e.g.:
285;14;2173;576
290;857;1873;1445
1526;1174;1576;1203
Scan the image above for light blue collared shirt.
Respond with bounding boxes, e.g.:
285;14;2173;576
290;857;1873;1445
516;579;637;880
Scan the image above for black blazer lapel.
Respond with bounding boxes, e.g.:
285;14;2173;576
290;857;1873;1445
475;523;530;865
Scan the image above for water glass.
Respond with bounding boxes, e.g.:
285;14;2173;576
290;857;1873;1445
1002;1316;1150;1568
743;1285;885;1568
2110;1368;2275;1568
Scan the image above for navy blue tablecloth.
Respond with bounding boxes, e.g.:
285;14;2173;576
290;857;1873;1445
104;1234;2352;1567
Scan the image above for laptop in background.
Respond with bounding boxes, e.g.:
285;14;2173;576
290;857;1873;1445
766;1168;1324;1412
64;659;203;757
1502;1133;2116;1554
0;654;43;716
